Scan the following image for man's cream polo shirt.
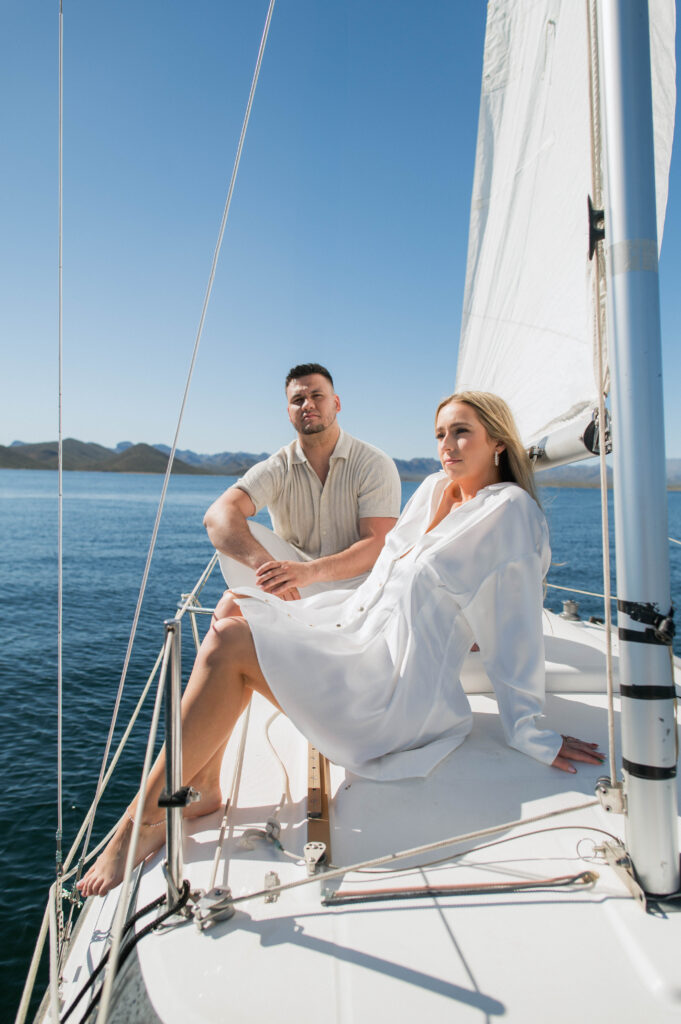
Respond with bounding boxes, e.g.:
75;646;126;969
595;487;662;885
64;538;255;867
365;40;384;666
235;429;401;568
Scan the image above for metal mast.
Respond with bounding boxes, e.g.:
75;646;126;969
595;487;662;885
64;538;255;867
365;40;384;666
598;0;679;894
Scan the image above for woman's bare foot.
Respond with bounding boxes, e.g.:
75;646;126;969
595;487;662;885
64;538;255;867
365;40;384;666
77;813;165;898
77;787;224;898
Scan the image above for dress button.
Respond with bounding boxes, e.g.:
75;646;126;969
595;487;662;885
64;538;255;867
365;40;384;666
336;623;341;628
358;606;364;612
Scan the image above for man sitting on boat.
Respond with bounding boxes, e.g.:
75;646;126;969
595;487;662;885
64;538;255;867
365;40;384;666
204;362;401;607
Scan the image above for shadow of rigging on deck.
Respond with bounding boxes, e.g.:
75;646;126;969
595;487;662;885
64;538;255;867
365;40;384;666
202;908;506;1017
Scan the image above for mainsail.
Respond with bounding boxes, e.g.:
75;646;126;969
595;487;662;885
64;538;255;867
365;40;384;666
456;0;675;451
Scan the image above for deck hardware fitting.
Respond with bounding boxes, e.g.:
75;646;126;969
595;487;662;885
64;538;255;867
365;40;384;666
588;194;605;259
304;842;327;876
602;841;647;909
595;776;625;814
161;864;193;919
560;599;580;620
158;784;201;808
193;887;236;930
265;817;281;842
239;825;285;852
617;600;675;646
265;872;281;902
60;886;83;909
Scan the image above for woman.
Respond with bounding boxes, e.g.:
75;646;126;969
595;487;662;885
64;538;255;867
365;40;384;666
79;392;602;897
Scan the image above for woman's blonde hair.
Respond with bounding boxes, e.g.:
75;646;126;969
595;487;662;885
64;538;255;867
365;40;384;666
435;390;539;505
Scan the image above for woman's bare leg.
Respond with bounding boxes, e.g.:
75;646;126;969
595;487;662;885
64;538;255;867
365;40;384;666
212;589;244;622
78;617;278;897
184;686;252;818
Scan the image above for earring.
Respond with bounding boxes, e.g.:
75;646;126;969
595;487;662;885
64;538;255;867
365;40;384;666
494;450;500;467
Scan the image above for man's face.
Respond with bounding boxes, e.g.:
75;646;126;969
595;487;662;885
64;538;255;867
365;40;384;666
286;374;341;436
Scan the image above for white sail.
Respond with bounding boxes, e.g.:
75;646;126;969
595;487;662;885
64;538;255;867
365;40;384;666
456;0;675;449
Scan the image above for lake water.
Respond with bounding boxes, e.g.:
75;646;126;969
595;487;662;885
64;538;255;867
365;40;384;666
2;468;680;1022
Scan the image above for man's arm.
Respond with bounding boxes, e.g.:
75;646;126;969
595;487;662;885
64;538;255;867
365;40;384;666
203;486;274;570
255;515;396;595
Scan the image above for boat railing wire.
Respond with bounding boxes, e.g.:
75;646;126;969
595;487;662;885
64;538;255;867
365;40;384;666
14;553;223;1024
31;0;278;1020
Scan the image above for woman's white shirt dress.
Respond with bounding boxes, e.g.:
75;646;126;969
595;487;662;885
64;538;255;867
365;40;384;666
234;474;562;781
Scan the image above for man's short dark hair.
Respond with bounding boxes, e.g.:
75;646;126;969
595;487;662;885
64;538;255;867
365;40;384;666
285;363;334;390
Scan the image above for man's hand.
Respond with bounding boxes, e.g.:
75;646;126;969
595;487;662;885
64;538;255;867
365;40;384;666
256;559;315;596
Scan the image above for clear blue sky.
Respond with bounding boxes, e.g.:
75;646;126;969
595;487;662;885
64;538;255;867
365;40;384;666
1;1;680;460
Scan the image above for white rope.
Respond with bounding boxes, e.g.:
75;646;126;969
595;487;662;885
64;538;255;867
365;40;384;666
13;902;50;1024
586;0;617;786
13;640;164;1022
97;633;173;1024
208;702;253;892
77;0;277;882
21;555;219;1015
175;552;219;624
227;800;601;907
547;581;615;601
670;536;681;546
264;710;294;809
61;645;165;876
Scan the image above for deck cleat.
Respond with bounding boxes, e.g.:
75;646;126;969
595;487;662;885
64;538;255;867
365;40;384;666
193;886;236;930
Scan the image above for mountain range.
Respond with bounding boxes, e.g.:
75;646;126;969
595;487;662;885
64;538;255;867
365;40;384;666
2;439;680;487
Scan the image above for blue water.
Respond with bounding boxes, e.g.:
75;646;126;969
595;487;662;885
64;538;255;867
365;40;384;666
1;469;680;1022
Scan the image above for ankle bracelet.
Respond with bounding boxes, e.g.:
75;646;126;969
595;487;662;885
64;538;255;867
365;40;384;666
125;808;165;828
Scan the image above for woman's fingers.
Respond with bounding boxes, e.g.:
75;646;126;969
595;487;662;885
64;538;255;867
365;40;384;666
552;736;606;773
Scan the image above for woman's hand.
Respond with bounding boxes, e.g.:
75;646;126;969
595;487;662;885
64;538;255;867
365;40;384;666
552;735;605;774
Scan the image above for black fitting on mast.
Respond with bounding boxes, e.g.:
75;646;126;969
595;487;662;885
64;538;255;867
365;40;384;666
617;600;675;646
588;195;605;259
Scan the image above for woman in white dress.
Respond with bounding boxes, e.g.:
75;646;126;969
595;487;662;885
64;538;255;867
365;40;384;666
79;392;603;896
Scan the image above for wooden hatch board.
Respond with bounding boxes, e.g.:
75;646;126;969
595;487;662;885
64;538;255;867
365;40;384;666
307;744;332;859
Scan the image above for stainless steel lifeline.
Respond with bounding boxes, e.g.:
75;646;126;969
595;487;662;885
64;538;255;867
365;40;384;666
163;619;185;903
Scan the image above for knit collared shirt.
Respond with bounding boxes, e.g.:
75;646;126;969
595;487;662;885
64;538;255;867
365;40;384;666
235;429;401;566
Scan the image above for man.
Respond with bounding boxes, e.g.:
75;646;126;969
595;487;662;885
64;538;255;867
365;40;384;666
204;363;401;603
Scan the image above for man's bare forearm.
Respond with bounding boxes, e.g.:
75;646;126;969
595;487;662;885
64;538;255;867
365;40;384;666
204;500;271;570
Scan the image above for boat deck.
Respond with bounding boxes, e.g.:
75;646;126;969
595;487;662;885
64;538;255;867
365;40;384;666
52;613;681;1023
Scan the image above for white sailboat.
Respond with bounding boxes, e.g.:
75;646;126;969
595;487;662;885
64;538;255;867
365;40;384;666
18;1;681;1022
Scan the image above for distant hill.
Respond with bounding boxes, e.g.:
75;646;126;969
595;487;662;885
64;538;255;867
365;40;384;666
2;440;680;486
154;444;270;476
0;439;207;475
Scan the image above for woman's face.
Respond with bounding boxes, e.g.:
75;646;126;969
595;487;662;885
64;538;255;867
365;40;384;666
435;401;503;495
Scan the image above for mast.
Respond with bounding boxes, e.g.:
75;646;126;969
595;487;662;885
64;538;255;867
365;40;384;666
597;0;679;894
